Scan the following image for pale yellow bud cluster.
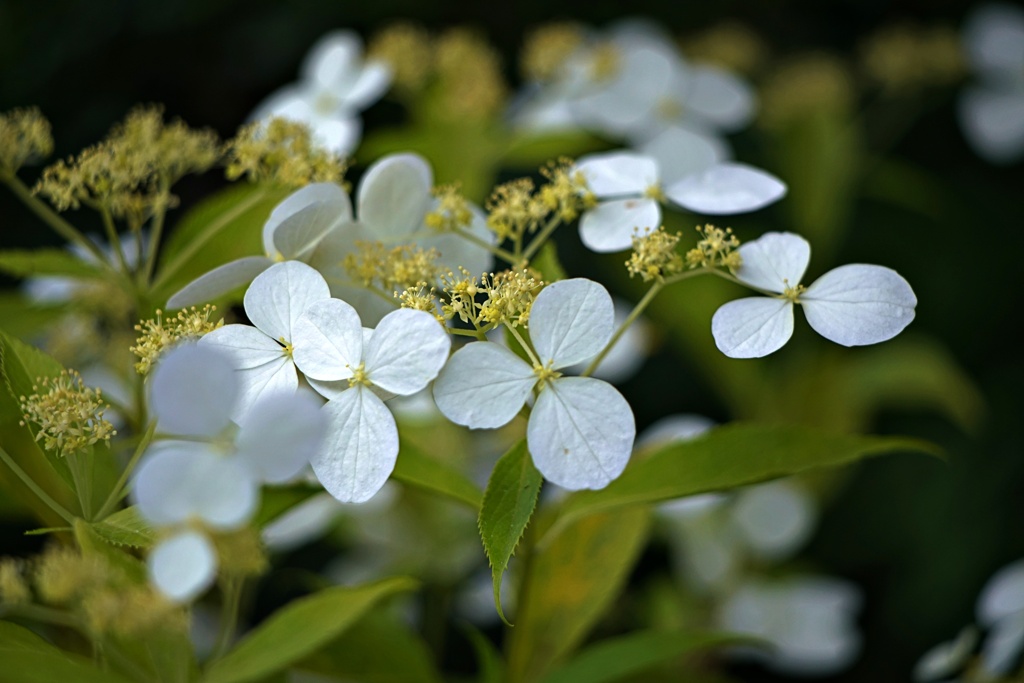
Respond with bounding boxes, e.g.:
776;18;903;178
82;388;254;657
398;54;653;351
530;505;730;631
685;224;742;271
0;558;30;604
424;184;474;233
486;178;545;242
225;117;348;187
760;55;855;129
860;24;965;93
20;369;116;457
434;28;508;121
682;22;768;75
212;528;268;577
626;227;684;282
34;545;109;604
520;22;585;82
537;159;592;223
34;106;218;221
368;23;434;95
345;241;442;294
478;268;544;328
0;107;53;175
131;305;222;375
397;282;442;321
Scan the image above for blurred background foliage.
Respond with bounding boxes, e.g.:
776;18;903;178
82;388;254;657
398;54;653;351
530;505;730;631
1;0;1022;681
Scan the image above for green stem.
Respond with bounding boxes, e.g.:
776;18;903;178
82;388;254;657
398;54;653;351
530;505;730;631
521;215;562;262
66;451;93;521
95;422;155;520
98;205;130;274
582;281;663;377
0;446;76;524
447;326;487;340
505;323;540;366
699;267;779;297
141;185;171;287
211;577;244;661
1;173;110;266
152;187;268;291
456;225;518;265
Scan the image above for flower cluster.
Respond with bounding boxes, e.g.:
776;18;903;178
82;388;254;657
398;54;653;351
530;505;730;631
19;369;116;457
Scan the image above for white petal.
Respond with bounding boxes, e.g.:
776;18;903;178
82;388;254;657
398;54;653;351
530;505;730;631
132;443;257;529
166;257;274;309
419;202;495;277
148;531;217;603
235;390;327;484
957;88;1024;164
150;343;236;437
579;198;661;253
963;4;1024;77
357;153;433;241
263;183;351;257
365;309;451;395
530;278;614;368
730;481;815;560
978;559;1024;626
432;342;536;429
637;126;723;186
711;297;794;359
665;162;787;215
262;493;344;552
312;386;398;503
527;377;635;490
801;264;917;347
339;61;392;111
312;117;362;156
573;46;674;136
684;65;756;131
574;152;660;196
734;231;811;292
200;324;298;415
243;261;331;342
914;627;978;682
302;30;362;90
248;84;312;124
292;298;364;381
981;615;1024;676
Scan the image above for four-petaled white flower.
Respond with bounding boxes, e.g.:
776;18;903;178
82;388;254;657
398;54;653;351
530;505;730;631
575;151;786;252
291;301;451;503
200;261;331;417
711;232;917;358
168;182;351;308
133;342;325;602
958;4;1024;164
432;278;635;490
250;30;392;155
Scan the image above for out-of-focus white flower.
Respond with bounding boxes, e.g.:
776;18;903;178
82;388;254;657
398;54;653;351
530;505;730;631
730;480;816;561
168;183;351;308
148;529;218;604
200;261;331;417
433;278;635;490
291;301;450;503
958;4;1024;164
914;627;978;681
717;576;863;676
262;493;346;552
977;558;1024;676
250;30;392;155
574;151;786;252
711;232;917;358
309;153;495;324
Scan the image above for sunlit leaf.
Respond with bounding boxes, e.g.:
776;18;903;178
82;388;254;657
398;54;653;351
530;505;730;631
92;506;156;547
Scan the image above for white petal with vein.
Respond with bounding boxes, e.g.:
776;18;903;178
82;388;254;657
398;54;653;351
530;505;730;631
530;278;614;368
734;232;811;292
665;162;786;215
166;256;273;309
243;261;331;342
433;342;535;429
579;198;661;253
802;264;917;347
292;298;364;381
712;297;794;359
365;309;451;396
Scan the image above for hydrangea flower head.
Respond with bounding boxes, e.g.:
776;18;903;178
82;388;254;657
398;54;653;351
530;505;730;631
433;278;636;490
711;232;917;358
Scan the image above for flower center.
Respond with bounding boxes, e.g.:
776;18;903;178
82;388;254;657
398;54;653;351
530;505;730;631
644;184;666;202
348;363;372;388
279;337;294;358
533;361;562;388
781;280;806;303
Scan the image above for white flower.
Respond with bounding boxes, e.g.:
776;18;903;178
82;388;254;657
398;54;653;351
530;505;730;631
958;4;1024;164
132;342;325;602
250;30;391;155
167;182;351;309
574;151;786;252
200;261;331;417
433;278;635;490
914;627;978;681
711;232;917;358
976;558;1024;676
309;153;495;324
291;301;451;503
717;576;863;676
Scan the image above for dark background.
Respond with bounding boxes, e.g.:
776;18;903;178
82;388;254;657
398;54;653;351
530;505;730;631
2;1;1023;681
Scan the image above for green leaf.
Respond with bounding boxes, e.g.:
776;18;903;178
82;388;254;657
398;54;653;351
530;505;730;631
0;249;104;279
153;183;291;303
508;507;651;682
537;630;753;683
550;423;940;536
74;518;147;583
0;621;134;683
201;577;418;683
530;241;567;282
392;440;484;510
92;506;156;547
477;439;542;626
253;485;321;527
296;609;442;683
0;293;68;340
463;625;505;683
501;131;605;168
